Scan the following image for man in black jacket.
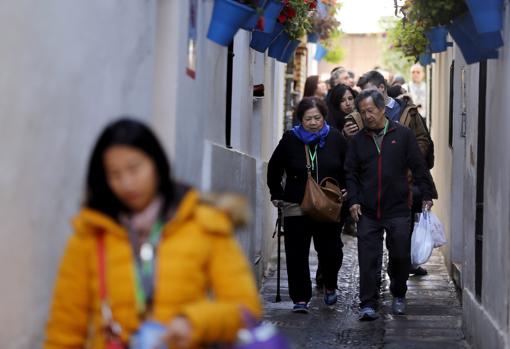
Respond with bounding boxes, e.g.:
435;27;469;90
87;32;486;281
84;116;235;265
345;90;433;320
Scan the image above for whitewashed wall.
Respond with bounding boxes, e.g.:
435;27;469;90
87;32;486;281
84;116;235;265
430;7;510;349
0;1;157;348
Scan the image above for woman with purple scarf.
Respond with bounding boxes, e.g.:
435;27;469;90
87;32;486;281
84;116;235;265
267;97;348;313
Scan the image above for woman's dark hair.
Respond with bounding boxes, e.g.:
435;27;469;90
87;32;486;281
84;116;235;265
327;84;358;130
295;97;328;122
303;75;320;97
85;118;175;219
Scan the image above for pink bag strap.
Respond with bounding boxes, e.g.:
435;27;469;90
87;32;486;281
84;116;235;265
97;232;122;338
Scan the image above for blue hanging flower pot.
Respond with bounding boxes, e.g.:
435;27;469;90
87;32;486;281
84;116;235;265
268;31;300;63
240;0;264;31
261;0;284;33
418;52;434;66
250;22;284;52
207;0;256;46
278;39;301;63
314;43;328;61
307;32;320;43
448;13;500;64
425;26;449;53
268;31;291;59
465;0;503;34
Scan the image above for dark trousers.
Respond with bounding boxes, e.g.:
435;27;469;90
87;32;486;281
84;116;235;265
283;215;344;303
358;215;411;309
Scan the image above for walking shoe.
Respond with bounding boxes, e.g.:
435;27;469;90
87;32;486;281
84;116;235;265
292;302;309;314
324;289;338;306
410;266;428;276
359;307;379;321
392;297;406;315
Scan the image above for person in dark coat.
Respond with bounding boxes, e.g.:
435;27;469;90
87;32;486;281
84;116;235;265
344;90;434;321
267;97;348;313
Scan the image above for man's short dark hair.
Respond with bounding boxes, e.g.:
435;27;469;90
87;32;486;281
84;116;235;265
357;70;387;91
355;89;386;111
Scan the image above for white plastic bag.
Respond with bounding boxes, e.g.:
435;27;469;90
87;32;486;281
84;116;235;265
428;212;447;248
411;212;434;266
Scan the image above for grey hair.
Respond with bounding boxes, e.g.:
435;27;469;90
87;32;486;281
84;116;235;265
355;89;386;111
329;67;347;87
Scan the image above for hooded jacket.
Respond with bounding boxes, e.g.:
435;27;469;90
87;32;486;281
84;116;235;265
345;119;433;220
44;190;261;349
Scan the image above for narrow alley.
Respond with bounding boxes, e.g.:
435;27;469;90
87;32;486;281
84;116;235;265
1;1;510;349
261;234;470;348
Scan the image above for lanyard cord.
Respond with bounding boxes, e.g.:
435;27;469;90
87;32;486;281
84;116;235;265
308;144;318;171
372;120;389;154
133;219;164;315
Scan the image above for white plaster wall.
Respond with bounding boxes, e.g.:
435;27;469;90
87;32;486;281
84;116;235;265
429;50;454;269
0;1;156;347
459;10;510;345
449;47;466;269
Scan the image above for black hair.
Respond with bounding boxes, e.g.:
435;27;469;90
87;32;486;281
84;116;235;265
295;97;328;122
85;118;175;220
303;75;320;97
327;84;358;130
329;84;358;115
355;89;386;111
357;70;387;91
387;84;405;99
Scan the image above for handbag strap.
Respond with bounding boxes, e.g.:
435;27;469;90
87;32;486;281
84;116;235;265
304;145;312;174
97;232;122;338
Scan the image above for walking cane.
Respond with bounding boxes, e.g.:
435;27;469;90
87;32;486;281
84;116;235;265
272;204;283;303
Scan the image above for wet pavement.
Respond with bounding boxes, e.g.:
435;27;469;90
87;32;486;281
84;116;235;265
260;234;471;349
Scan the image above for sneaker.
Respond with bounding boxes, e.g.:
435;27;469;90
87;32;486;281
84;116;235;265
392;297;406;315
359;307;379;321
292;302;309;314
324;289;338;306
410;266;428;276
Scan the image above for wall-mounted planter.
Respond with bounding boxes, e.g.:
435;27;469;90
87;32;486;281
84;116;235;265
314;43;328;61
419;51;434;66
268;31;300;63
448;13;500;64
425;26;449;53
465;0;503;34
207;0;256;46
261;0;284;33
307;32;319;43
250;22;284;52
279;40;301;63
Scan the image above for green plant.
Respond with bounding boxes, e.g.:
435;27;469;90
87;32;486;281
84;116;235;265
386;0;469;60
403;0;468;29
278;0;317;40
388;19;428;58
322;29;344;63
309;1;341;41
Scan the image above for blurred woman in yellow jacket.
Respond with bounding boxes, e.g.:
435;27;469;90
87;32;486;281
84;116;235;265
44;118;261;349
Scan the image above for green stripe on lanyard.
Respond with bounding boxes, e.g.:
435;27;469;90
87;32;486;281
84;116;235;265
308;144;318;171
373;120;389;154
133;219;164;314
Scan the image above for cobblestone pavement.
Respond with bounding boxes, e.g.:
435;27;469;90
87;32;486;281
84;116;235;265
260;234;471;349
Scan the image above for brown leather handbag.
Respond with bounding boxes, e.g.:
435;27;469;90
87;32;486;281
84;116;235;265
300;145;343;223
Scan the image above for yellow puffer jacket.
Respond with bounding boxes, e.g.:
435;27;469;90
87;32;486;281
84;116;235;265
44;190;262;349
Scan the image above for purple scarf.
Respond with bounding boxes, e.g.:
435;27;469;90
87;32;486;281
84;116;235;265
292;123;330;148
